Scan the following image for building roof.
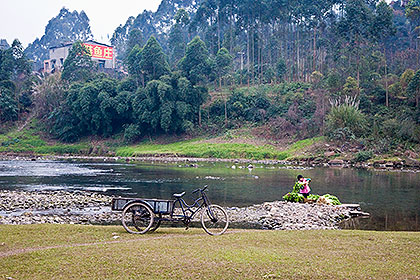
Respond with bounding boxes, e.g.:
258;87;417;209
49;40;113;50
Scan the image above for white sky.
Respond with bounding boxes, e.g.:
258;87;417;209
0;0;161;48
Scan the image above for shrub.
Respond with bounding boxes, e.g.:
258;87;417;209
124;124;142;143
326;103;367;138
353;150;374;162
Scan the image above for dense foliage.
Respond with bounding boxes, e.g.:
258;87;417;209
2;0;420;156
0;40;32;122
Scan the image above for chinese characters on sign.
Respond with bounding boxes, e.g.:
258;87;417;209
83;43;113;60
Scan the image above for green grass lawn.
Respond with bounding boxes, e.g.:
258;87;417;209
1;224;419;279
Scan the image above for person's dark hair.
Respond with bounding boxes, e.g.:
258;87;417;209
297;175;303;180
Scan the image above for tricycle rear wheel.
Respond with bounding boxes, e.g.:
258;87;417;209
122;202;154;234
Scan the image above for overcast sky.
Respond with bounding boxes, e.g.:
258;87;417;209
0;0;161;47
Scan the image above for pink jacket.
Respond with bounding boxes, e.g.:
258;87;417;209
299;180;311;194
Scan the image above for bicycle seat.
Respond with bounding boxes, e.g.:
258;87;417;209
173;192;185;198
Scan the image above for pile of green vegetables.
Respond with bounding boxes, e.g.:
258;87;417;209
282;192;341;205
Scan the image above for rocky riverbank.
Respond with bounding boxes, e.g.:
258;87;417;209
0;190;361;230
1;153;420;171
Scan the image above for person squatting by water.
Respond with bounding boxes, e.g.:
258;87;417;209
296;174;311;198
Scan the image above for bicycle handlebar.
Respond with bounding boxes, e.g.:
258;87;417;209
192;185;208;194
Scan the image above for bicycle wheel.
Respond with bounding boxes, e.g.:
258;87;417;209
149;213;162;232
121;202;154;234
201;204;229;236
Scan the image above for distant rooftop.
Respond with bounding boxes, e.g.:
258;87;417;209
49;40;113;50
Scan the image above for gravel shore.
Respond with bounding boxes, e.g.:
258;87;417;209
0;190;356;230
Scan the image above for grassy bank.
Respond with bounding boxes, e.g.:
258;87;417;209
1;122;324;160
115;140;291;160
1;224;419;279
115;137;325;160
0;125;88;155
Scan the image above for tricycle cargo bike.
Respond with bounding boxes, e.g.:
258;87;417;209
111;186;229;236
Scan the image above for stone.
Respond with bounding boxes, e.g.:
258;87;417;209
403;150;418;159
328;159;344;166
324;151;335;157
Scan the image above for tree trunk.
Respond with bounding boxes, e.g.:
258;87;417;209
297;24;300;81
224;96;228;127
247;24;250;88
313;27;316;72
198;105;202;127
384;46;389;107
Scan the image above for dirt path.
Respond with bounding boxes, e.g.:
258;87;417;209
0;229;246;258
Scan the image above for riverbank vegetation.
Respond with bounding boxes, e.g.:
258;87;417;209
1;224;419;279
1;0;420;163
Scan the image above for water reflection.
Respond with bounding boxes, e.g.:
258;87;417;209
0;160;419;231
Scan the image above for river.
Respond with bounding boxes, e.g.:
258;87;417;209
0;159;419;231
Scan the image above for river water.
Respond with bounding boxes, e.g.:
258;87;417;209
0;160;419;231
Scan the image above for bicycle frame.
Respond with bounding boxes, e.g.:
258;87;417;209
169;187;212;225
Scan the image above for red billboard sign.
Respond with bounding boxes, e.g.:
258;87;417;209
83;43;113;60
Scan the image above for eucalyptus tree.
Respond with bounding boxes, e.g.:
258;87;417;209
179;36;213;85
169;9;190;65
371;1;396;107
215;47;233;88
139;36;170;84
336;0;373;84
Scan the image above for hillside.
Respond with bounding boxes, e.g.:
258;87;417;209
24;8;93;69
111;0;203;56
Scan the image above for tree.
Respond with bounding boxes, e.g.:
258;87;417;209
0;86;18;121
169;9;190;65
0;39;30;81
371;1;396;107
139;36;170;83
276;59;287;82
125;44;143;86
407;69;420;107
406;0;420;27
215;47;232;88
342;76;360;97
126;29;143;57
61;41;96;82
179;36;213;85
336;0;373;84
131;72;208;134
33;72;66;119
401;69;415;92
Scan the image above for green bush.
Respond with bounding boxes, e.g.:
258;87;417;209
124;124;141;143
353;150;374;162
326;104;367;138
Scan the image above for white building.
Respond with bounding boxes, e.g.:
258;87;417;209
44;40;115;73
